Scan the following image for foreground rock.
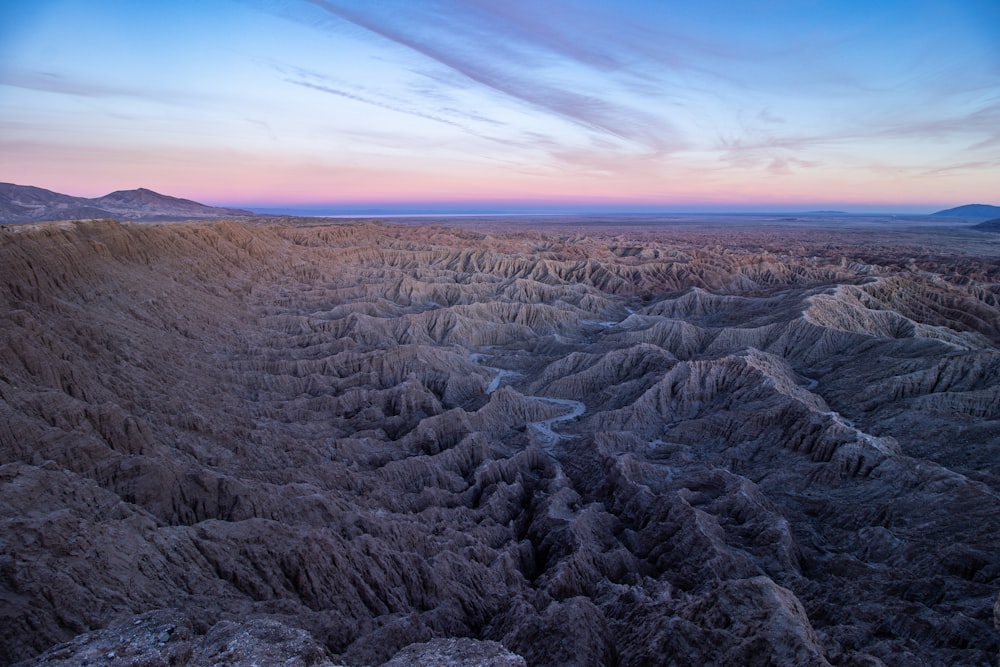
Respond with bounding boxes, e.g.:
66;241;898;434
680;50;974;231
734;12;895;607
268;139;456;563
21;609;524;667
1;217;998;665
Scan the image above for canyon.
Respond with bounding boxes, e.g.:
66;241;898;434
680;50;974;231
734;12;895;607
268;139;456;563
1;215;998;665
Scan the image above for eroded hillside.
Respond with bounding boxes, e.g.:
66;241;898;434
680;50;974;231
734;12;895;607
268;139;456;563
1;217;998;666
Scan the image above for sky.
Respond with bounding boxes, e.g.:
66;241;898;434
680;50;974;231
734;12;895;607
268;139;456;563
1;0;998;213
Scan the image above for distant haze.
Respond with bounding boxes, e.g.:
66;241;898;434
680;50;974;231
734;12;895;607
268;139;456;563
1;1;998;211
245;202;939;217
2;183;992;221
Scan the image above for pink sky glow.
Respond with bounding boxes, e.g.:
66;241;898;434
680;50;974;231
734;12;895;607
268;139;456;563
2;1;998;214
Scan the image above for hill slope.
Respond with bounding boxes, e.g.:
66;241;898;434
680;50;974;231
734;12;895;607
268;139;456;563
972;217;1000;232
0;183;252;223
931;203;1000;218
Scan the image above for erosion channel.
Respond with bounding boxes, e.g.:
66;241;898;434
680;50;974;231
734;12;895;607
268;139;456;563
1;216;998;666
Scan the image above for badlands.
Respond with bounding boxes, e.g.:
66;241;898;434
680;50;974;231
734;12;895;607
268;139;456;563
0;216;998;665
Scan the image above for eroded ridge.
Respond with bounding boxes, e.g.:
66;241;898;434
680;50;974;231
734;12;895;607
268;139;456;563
1;217;998;666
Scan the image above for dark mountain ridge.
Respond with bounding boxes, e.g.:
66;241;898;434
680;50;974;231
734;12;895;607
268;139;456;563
931;203;1000;219
972;218;1000;232
0;183;252;223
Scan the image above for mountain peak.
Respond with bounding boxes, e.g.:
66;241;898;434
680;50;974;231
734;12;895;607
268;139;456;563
931;204;1000;219
0;183;253;223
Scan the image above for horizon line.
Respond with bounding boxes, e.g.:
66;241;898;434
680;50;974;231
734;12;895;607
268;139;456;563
4;181;991;217
238;205;949;217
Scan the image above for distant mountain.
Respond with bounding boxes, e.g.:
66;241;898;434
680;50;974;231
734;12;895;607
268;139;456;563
0;183;252;224
931;204;1000;219
971;218;1000;232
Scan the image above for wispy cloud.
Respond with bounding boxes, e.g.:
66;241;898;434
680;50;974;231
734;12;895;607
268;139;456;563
758;108;785;125
920;159;1000;176
0;67;203;106
717;133;829;171
0;68;129;98
716;95;1000;177
298;0;688;154
875;102;1000;149
257;1;1000;195
286;73;463;129
4;0;998;207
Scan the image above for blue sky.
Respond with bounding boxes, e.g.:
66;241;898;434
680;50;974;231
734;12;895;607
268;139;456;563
1;0;998;212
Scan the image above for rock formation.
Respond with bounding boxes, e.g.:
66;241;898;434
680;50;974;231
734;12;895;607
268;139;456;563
1;216;998;665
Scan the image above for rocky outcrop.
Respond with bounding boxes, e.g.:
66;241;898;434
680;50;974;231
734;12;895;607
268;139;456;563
20;609;524;667
382;638;526;667
1;217;998;665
